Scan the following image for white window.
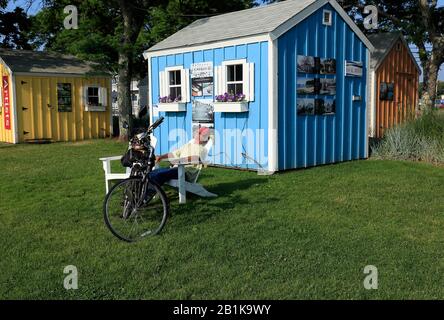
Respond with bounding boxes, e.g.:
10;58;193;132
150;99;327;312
159;66;190;103
214;59;255;101
323;10;332;26
83;85;108;107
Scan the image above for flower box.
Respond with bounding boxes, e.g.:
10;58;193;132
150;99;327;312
84;105;106;112
213;101;249;113
157;102;186;112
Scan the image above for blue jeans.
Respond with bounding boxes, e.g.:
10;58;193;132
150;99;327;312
148;167;178;186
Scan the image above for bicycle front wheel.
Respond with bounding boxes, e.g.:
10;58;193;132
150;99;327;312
103;177;169;242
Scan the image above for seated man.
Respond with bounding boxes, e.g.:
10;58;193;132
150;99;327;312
148;126;211;187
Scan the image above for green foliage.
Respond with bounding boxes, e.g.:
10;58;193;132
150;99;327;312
0;140;444;299
0;6;33;49
29;0;256;78
372;111;444;164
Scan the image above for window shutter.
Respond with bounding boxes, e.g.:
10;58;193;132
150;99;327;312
181;69;190;102
83;87;89;105
159;71;167;98
243;63;250;101
99;87;108;106
248;63;255;102
214;66;225;96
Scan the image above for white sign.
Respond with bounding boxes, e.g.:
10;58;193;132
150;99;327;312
345;61;363;77
191;62;213;79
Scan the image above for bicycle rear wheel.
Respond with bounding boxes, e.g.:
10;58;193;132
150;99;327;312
104;177;169;242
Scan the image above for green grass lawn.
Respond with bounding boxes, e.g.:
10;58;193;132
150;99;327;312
1;139;443;299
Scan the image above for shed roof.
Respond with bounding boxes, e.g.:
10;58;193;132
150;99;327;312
367;32;421;73
146;0;374;54
0;49;110;76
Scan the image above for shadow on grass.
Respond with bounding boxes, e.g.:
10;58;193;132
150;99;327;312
165;177;274;229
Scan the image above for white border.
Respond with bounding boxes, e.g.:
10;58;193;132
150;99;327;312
268;35;278;173
322;9;333;26
11;73;18;143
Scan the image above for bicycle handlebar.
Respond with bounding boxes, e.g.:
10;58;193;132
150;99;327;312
148;116;164;132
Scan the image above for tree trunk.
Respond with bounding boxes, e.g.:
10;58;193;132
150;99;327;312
117;0;139;141
421;51;442;110
118;51;132;141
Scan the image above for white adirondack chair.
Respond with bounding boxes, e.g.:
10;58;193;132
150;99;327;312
164;138;217;204
99;137;217;204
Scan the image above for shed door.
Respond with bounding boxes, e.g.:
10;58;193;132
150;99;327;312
18;79;34;140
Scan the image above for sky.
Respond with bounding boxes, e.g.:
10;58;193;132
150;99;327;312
4;0;444;81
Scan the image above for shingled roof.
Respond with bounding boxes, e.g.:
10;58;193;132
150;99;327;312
147;0;374;54
0;49;110;76
367;32;421;73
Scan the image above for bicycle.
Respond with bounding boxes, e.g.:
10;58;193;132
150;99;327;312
103;115;168;242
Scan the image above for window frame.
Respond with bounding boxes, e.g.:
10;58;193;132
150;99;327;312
323;9;332;26
87;85;101;106
165;66;184;102
222;59;247;96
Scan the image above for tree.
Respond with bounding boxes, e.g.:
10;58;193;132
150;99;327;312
0;4;33;49
31;0;255;139
338;0;444;109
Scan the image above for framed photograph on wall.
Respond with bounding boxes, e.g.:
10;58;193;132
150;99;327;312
297;98;315;116
320;78;336;95
297;78;316;95
297;56;321;74
380;83;388;100
315;98;336;115
320;58;336;75
192;100;214;123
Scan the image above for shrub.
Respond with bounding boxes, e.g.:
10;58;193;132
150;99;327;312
372;111;444;164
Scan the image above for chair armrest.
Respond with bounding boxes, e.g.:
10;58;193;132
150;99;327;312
99;156;123;162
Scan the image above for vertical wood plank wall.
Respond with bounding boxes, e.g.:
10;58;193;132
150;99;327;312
375;40;419;138
150;42;269;170
278;3;368;170
12;75;111;143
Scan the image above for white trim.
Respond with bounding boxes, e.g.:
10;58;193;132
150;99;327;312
144;34;270;60
148;56;154;126
322;9;333;26
222;59;247;66
365;50;371;158
367;70;376;138
11;73;18;144
268;35;278;173
164;65;184;72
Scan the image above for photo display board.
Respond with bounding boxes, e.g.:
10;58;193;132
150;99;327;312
191;62;214;97
297;55;337;116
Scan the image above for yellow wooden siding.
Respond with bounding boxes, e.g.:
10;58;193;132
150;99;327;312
0;61;16;143
14;75;111;142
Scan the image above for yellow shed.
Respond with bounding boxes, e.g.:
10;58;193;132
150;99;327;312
0;49;112;143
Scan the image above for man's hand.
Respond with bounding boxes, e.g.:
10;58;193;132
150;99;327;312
155;155;162;163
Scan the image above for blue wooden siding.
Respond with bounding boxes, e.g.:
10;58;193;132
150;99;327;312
278;3;368;170
150;41;269;170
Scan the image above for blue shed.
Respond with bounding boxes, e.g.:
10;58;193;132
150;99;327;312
144;0;374;173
